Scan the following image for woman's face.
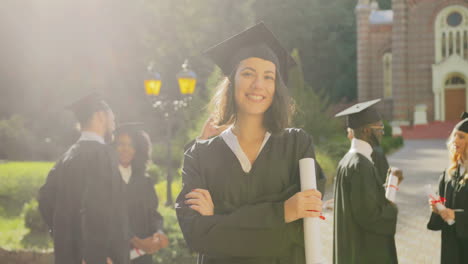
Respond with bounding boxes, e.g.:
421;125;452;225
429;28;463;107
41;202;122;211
234;57;276;117
117;133;135;167
453;130;468;155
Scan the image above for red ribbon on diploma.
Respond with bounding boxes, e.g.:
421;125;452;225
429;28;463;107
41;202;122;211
389;184;399;191
135;248;143;257
430;196;446;205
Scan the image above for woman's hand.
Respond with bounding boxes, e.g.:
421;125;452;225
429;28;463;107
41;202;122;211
429;199;439;214
440;208;455;222
185;189;214;216
153;232;169;249
131;236;161;254
284;189;322;223
198;117;228;140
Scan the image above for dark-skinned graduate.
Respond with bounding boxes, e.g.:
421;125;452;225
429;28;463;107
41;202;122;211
333;99;399;264
427;112;468;263
38;93;130;264
345;109;403;197
114;123;169;264
175;22;326;264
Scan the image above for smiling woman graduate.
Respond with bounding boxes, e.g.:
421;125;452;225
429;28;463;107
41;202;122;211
428;112;468;264
175;22;326;264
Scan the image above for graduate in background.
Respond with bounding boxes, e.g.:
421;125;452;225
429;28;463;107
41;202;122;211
176;22;325;264
115;123;169;264
38;93;129;264
427;112;468;264
333;99;399;264
346;121;403;187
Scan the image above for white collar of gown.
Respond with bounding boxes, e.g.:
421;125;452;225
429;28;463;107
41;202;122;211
119;165;132;184
348;138;374;163
220;126;271;173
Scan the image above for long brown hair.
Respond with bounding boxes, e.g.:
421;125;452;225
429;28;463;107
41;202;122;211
447;128;468;183
209;67;294;135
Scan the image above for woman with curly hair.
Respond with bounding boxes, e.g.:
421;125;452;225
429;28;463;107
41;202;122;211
428;112;468;263
115;123;168;264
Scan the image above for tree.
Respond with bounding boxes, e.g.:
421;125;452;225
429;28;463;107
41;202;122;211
254;0;357;102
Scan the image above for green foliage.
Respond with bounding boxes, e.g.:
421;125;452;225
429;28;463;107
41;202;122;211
0;162;53;216
0;115;35;160
315;148;339;189
377;0;392;10
288;49;343;143
0;215;28;250
147;163;164;184
152;205;197;263
381;136;404;154
22;199;47;233
21;199;52;249
381;120;404;154
255;0;358;102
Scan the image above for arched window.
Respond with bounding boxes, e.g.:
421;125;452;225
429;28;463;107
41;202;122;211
445;74;466;86
435;6;468;62
383;52;392;98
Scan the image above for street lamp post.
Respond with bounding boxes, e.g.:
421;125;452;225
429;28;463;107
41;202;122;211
144;60;197;206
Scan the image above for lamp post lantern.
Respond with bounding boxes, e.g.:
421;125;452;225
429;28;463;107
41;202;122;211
145;59;197;206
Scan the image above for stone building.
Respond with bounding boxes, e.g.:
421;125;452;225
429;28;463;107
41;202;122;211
356;0;468;125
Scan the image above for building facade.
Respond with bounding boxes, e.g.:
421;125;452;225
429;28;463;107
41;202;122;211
356;0;468;124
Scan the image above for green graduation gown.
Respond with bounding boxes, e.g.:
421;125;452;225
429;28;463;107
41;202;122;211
333;151;398;264
176;128;325;264
38;141;130;264
427;166;468;264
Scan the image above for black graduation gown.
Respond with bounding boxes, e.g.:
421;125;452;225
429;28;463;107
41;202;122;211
38;140;130;264
333;152;398;264
427;166;468;264
176;128;325;264
371;145;390;185
126;171;164;264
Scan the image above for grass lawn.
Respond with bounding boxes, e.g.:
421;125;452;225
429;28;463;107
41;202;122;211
0;215;28;250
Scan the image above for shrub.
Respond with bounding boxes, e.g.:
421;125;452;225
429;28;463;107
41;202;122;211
381;120;404;154
152;206;197;263
21;199;51;249
381;136;404;154
0;115;35;160
0;162;53;216
22;199;48;233
147;164;164;184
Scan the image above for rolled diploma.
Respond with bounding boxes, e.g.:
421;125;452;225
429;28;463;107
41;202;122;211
130;248;146;260
385;173;399;202
424;184;454;225
299;158;325;264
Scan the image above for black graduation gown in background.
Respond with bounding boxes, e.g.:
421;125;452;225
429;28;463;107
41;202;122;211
38;141;130;264
427;166;468;264
176;128;325;264
126;171;164;264
333;152;398;264
371;145;390;185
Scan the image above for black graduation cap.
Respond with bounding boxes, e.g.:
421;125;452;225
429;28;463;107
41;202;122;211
66;92;111;124
335;99;382;129
455;112;468;133
203;22;296;83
